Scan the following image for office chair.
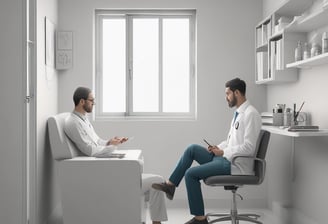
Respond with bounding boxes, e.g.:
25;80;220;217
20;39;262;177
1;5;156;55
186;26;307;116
204;130;270;224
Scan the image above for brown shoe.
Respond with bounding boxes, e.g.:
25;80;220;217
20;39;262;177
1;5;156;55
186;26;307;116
152;182;176;200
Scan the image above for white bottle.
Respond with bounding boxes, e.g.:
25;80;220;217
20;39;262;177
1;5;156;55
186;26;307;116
322;32;328;53
295;41;302;61
284;108;292;127
311;43;321;57
303;42;310;59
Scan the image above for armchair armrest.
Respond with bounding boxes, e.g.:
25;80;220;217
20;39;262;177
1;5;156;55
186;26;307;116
55;150;144;224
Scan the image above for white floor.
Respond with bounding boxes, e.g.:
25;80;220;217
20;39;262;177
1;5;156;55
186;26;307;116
146;207;279;224
52;205;279;224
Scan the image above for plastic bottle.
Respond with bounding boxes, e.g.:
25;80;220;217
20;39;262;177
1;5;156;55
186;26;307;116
322;32;328;53
295;41;302;61
303;42;310;59
284;108;292;126
311;43;321;57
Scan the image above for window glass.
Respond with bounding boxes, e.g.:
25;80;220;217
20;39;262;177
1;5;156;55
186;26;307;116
163;18;190;112
102;18;126;113
133;18;159;112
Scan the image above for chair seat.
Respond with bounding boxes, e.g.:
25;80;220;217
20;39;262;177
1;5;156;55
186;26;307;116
204;175;260;186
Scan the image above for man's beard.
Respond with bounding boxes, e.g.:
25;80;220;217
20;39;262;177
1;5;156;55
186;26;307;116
228;95;237;108
83;104;92;113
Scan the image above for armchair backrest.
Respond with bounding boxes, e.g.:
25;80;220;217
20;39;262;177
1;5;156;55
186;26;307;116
254;130;270;182
48;113;82;160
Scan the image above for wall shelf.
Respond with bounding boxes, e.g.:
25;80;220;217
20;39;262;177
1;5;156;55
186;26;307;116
256;0;328;84
287;52;328;68
275;0;314;16
285;6;328;32
256;44;268;52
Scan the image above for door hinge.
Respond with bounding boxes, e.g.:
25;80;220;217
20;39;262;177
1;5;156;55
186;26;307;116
25;96;31;103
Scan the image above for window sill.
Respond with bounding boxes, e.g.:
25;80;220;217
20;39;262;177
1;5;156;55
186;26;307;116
94;115;197;122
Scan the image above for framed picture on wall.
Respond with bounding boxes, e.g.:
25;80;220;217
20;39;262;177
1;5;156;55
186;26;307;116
57;31;73;50
45;17;55;67
56;31;73;70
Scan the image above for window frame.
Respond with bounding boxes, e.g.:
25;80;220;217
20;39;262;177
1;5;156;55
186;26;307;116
95;9;196;121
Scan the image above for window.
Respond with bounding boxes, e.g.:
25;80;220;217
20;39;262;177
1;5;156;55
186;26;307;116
95;10;196;120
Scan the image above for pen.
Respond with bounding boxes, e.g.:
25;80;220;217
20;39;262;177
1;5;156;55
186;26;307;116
294;101;305;122
293;103;296;120
298;101;305;114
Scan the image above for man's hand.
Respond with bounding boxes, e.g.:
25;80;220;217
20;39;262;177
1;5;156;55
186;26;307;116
208;145;224;156
107;136;128;145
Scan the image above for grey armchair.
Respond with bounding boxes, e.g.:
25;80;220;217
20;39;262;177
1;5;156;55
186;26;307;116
204;130;270;224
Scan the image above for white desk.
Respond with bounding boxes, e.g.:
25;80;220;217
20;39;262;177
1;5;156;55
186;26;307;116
261;125;328;137
57;149;145;224
262;126;328;180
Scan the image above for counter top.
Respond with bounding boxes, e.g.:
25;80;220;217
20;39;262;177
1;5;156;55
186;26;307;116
262;125;328;137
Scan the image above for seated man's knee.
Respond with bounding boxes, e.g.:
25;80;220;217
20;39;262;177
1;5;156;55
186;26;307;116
185;167;198;182
184;144;200;155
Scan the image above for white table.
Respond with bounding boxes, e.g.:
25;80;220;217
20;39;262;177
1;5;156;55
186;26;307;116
261;125;328;137
262;126;328;180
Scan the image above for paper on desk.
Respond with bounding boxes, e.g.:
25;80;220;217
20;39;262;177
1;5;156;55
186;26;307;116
94;146;117;158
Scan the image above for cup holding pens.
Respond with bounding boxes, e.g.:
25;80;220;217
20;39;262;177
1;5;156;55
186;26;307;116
293;102;305;126
292;117;298;126
293;112;308;126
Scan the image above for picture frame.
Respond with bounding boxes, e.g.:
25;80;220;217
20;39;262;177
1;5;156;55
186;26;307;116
57;31;73;50
45;17;55;67
56;31;73;70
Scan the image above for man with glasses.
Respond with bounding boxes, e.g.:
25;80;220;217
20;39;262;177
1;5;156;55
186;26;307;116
64;86;168;224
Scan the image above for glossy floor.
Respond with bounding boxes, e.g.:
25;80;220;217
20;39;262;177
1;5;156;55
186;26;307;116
146;208;279;224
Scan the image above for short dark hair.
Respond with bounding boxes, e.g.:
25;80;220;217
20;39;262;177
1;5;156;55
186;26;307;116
225;78;246;96
73;87;92;106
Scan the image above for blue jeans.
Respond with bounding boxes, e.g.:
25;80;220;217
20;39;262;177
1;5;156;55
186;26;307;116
169;144;231;216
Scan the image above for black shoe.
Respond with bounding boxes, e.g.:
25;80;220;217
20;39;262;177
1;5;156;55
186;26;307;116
152;182;176;200
184;217;209;224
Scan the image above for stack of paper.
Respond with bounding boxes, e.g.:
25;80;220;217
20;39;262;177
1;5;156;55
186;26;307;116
261;112;273;125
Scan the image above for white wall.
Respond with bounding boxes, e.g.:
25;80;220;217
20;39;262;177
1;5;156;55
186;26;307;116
263;0;328;223
36;0;59;223
0;0;60;223
0;0;25;223
57;0;266;208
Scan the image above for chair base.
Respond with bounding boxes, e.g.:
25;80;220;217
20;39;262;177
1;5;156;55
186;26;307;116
206;188;262;224
206;212;262;224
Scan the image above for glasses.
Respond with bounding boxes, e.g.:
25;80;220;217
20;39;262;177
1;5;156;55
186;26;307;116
85;98;96;104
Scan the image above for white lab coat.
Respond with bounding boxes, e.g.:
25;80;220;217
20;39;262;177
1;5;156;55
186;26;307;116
64;111;114;156
218;100;262;175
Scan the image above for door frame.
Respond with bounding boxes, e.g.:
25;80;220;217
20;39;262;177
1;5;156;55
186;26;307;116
23;0;37;223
